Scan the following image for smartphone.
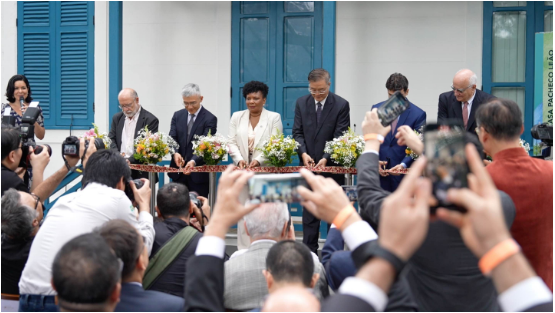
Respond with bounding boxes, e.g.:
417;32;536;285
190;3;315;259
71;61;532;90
342;185;358;202
247;173;309;203
424;123;468;213
377;91;410;127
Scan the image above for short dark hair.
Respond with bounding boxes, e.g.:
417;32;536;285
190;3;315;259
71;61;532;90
157;183;190;218
476;98;523;141
243;81;269;99
82;149;131;189
266;240;314;287
5;74;33;103
307;68;330;83
1;189;36;238
96;220;142;280
385;73;409;92
52;233;120;306
1;126;22;161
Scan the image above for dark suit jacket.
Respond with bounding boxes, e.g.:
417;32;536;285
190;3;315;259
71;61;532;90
356;152;517;311
293;92;350;164
115;283;184;312
437;89;495;137
168;107;217;184
108;108;159;180
371;100;426;192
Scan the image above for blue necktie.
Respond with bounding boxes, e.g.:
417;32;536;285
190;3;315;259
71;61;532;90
316;103;322;125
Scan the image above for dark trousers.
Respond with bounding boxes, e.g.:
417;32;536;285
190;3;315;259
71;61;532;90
302;172;344;254
19;294;58;312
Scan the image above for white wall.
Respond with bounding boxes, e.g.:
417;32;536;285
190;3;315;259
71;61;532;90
121;1;232;141
1;2;18;94
336;1;484;132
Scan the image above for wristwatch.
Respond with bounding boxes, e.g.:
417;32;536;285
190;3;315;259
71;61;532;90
352;240;406;278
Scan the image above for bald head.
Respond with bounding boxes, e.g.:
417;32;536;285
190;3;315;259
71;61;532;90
452;69;478;102
118;88;140;118
118;88;138;99
262;286;320;312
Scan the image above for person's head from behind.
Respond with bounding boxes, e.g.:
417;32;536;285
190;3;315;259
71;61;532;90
155;182;191;221
452;69;477;102
81;149;131;191
51;233;121;312
244;202;289;242
307;68;331;102
475;98;523;157
385;73;409;98
263;240;319;293
1;126;23;170
97;219;147;283
1;189;43;238
261;285;320;312
5;74;33;104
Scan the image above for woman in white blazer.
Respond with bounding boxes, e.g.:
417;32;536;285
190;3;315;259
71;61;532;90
228;81;283;168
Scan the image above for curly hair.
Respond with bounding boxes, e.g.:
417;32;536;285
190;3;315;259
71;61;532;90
385;73;409;92
5;74;33;103
243;81;269;99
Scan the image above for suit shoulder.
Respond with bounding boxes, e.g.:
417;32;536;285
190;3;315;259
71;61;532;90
202;107;217;119
439;91;453;99
330;92;349;105
142;108;158;119
296;94;312;104
372;101;385;109
112;111;124;121
409;102;426;114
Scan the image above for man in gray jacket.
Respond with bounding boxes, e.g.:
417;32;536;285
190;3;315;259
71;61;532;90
224;202;328;311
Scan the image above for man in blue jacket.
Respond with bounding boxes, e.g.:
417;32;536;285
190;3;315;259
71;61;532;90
371;73;426;192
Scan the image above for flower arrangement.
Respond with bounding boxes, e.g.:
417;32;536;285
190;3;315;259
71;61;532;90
519;138;530;153
82;123;112;149
324;128;365;168
258;131;300;167
192;130;229;165
405;127;423;160
133;126;179;164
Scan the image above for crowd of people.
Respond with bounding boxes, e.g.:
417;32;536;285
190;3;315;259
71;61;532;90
1;68;553;312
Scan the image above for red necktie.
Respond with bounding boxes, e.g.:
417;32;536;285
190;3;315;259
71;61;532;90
462;102;469;129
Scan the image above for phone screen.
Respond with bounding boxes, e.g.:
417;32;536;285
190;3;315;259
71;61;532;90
377;91;410;127
248;173;308;203
424;124;468;213
342;185;358;202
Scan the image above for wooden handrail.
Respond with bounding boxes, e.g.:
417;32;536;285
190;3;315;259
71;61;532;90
1;293;20;301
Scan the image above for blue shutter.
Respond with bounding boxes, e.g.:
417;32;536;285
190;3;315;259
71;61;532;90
18;1;94;129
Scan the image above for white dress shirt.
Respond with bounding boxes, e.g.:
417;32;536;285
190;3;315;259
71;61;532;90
462;91;476;121
19;183;154;296
314;96;328;111
121;106;142;157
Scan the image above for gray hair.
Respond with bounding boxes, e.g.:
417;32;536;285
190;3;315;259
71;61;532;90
181;83;201;98
308;68;330;84
118;88;138;99
1;189;37;238
456;69;478;86
245;202;289;241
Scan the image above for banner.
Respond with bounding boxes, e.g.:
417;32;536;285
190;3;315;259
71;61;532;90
533;32;553;155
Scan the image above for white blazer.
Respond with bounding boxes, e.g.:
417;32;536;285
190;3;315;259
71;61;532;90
228;108;283;166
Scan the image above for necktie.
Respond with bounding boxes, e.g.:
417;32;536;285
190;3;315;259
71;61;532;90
188;114;196;137
391;117;398;135
462;102;469;129
316;103;322;124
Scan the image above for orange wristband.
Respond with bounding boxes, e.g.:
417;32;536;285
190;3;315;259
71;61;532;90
478;238;520;276
332;205;356;229
364;133;384;144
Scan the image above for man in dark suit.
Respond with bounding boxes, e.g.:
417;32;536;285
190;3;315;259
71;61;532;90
97;220;185;312
292;68;350;253
168;84;217;197
437;69;495;137
108;88;159;180
371;73;426;192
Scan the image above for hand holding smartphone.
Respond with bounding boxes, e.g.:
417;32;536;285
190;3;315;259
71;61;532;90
247;173;309;203
377;91;410;127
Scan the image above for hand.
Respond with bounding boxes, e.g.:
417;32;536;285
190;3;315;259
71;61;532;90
197;195;211;221
190;201;204;227
301;153;315;167
184;160;195;175
362;109;391;137
205;166;260;239
237;160;247;169
297;168;356;229
80;137;97;168
395;125;423;156
189;217;203;232
379;157;431;261
29;145;50;170
315;158;327;169
483;159;492;166
379;161;389;177
249;159;260;168
435;144;511;258
286;218;296;241
15;167;26;179
129;178;151;212
174;153;185;167
389;164;405;176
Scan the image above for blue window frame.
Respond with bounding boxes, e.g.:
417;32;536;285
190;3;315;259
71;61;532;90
17;1;94;129
483;1;553;150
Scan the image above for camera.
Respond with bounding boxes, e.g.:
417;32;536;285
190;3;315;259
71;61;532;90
124;179;145;202
531;123;553;146
62;136;105;157
189;192;203;210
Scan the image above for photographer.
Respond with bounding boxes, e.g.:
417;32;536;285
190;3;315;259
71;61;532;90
18;149;154;312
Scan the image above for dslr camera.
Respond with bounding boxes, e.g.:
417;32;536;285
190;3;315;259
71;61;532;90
189;192;203;210
124;179;145;203
531;123;553;146
62;136;105;157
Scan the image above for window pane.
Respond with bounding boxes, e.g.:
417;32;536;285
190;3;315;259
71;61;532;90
545;10;553;32
284;17;314;82
492;11;526;82
241;2;268;14
546;1;553;6
491;87;526;121
284;2;314;12
493;1;526;7
241;18;269;82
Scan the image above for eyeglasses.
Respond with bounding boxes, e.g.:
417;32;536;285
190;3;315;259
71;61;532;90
183;101;198;107
451;85;474;94
119;102;135;109
30;193;40;211
308;88;328;95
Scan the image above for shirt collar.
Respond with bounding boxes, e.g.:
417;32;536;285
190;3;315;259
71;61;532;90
314;96;328;106
126;282;143;288
466;91;476;106
493;147;530;161
189;105;203;116
251;239;277;246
